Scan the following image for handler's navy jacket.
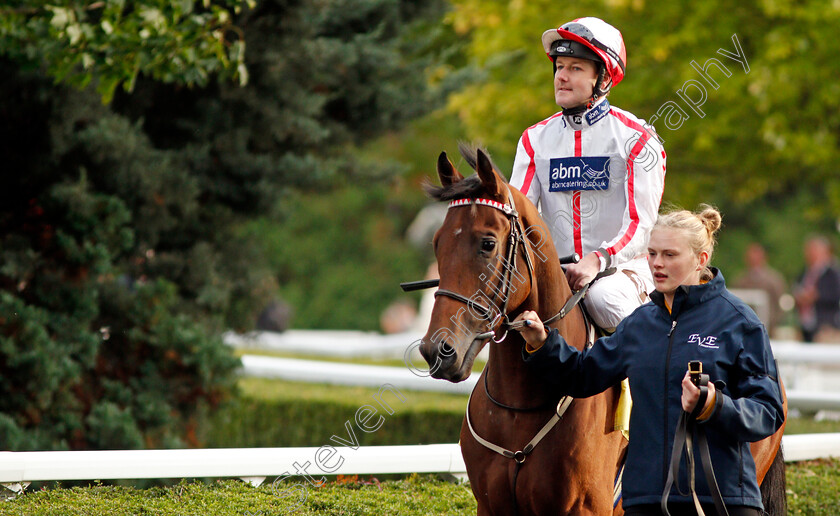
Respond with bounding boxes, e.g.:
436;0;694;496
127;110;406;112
523;269;785;510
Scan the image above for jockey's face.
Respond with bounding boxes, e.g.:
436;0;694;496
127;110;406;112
554;56;599;109
648;228;709;302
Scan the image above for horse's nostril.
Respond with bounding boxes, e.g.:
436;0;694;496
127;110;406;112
440;342;455;357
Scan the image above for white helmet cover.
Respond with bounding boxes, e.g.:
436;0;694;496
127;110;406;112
542;17;627;87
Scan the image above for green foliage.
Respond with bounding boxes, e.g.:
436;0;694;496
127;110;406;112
0;0;449;451
0;0;252;103
715;190;840;286
443;0;840;203
202;379;466;448
248;183;428;330
0;476;478;515
438;0;840;274
0;173;241;449
0;461;838;515
110;0;452;331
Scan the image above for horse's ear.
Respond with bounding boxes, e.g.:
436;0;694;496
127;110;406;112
437;151;464;187
476;148;504;198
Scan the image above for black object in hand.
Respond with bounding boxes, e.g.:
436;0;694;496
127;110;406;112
688;360;703;387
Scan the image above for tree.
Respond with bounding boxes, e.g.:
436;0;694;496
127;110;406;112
442;0;840;207
437;0;840;281
0;0;251;103
0;0;447;450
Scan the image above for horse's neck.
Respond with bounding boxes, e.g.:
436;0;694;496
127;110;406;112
519;210;575;338
485;210;580;402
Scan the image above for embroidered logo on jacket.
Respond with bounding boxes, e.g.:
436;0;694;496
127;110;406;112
688;333;719;349
548;156;610;192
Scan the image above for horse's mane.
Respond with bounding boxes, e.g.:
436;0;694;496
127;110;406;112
424;142;508;201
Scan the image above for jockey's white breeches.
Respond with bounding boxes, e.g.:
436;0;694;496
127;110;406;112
583;256;653;331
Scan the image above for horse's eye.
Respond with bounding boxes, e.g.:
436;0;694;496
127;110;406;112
481;239;496;253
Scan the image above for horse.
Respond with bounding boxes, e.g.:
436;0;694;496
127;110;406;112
416;144;788;515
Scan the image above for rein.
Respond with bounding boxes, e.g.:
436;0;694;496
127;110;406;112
401;189;611;339
662;370;729;516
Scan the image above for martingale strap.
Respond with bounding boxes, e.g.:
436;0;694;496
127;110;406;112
465;387;574;463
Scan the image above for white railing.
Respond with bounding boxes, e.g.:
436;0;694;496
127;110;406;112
0;444;466;485
227;330;840;366
225;330;424;359
780;433;840;461
240;355;840;413
240;355;477;394
1;435;838;486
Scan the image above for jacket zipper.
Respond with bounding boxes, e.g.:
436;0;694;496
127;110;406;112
662;319;678;486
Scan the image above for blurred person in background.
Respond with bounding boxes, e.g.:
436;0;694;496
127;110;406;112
735;242;787;337
794;236;840;342
380;300;417;334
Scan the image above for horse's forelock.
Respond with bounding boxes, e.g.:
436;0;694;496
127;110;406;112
458;142;504;181
423;175;485;202
424;143;507;202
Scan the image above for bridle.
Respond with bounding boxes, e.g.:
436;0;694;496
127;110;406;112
399;182;622;515
430;186;594;342
400;182;596;339
399;184;614;515
436;187;576;516
433;185;535;343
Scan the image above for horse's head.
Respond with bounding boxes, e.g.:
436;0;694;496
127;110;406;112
419;145;536;382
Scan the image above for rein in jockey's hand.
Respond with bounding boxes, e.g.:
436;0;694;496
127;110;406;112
513;310;548;352
565;252;601;290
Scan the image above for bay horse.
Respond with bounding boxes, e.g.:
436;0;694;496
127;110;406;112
417;144;788;515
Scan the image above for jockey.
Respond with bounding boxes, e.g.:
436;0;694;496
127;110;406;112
510;17;666;332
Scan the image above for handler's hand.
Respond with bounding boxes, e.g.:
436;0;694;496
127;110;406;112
512;310;548;351
565;252;600;290
681;371;716;413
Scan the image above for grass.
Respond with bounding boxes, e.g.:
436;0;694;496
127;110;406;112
0;475;477;516
2;378;838;514
783;416;840;435
2;461;838;515
786;458;840;514
235;377;469;414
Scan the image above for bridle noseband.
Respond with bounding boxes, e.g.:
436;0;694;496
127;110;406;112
433;186;535;343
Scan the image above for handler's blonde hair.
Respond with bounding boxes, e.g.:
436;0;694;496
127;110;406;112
653;204;722;281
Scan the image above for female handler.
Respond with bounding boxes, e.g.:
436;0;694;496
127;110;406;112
510;17;666;331
514;206;785;515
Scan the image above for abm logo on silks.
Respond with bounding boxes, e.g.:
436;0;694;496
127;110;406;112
548;156;610;192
